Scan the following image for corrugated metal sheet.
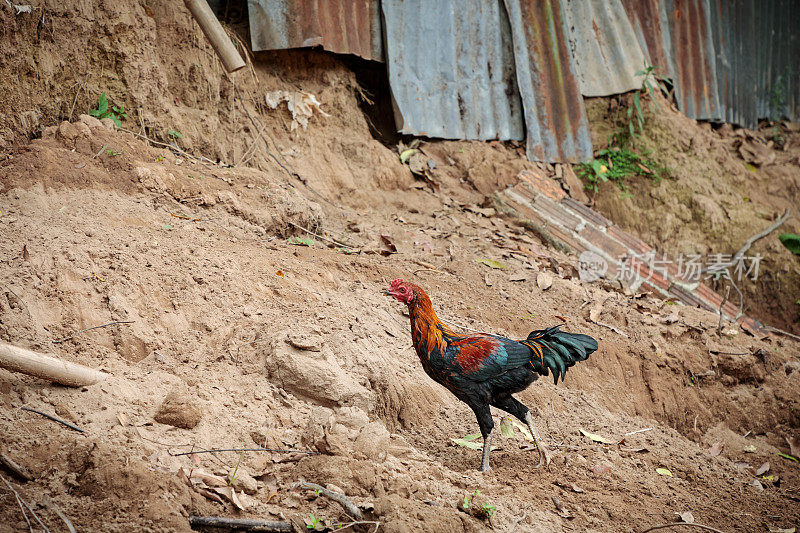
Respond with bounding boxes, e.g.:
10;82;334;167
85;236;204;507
381;0;524;141
503;0;593;162
560;0;649;97
621;0;671;77
248;0;383;61
661;0;723;121
708;0;800;128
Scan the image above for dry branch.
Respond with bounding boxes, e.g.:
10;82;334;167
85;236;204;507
0;453;34;481
0;342;109;387
639;523;726;533
189;516;292;532
294;480;364;520
53;320;134;343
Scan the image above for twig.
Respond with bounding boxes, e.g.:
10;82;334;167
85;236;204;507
438;315;486;334
639;523;726;533
509;511;527;533
0;473;47;533
19;496;50;533
413;268;445;275
717;285;730;337
702;208;793;275
594;320;629;338
42;494;75;533
294;480;364;520
708;350;749;356
188;516;292;532
53;320;135;343
762;326;800;342
169;447;318;457
21;407;84;433
333;521;380;533
624;428;653;436
117;127;220;165
0;453;34;481
286;221;354;249
91;144;107;159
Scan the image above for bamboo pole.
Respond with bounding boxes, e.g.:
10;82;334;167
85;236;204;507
0;342;109;387
184;0;246;73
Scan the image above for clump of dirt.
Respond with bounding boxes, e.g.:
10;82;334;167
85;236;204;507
583;92;800;333
1;3;799;532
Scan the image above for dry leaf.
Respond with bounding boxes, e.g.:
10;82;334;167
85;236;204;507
189;468;228;488
656;468;673;477
589;301;603;322
509;274;528;282
750;479;764;491
743;445;757;453
755;462;770;476
579;429;616;445
785;435;800;458
675;511;695;523
213;485;245;510
22;244;29;261
536;271;553;290
116;412;131;427
484;273;492;287
709;441;724;456
571;483;585;493
380;235;397;255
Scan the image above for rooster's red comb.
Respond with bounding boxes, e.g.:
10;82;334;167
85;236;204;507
389;278;404;288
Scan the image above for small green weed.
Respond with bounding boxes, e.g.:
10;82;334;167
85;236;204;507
577;146;666;197
89;93;127;127
306;514;322;530
461;489;496;521
168;129;183;140
779;233;800;255
105;148;122;157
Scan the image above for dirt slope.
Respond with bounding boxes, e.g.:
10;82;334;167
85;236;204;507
1;2;799;532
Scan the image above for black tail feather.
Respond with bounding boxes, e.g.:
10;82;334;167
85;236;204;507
525;325;598;384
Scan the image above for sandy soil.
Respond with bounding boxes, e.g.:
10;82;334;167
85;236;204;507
1;2;799;533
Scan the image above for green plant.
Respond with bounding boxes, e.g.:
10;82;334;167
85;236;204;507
228;450;244;486
306;514;321;530
779;233;800;255
625;63;662;141
168;129;183;139
89;93;127;127
768;67;791;121
462;490;495;521
577;146;667;197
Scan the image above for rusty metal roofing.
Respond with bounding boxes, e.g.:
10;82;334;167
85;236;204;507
503;0;593;162
708;0;800;128
661;0;723;121
380;0;524;141
620;0;671;77
560;0;649;97
248;0;383;61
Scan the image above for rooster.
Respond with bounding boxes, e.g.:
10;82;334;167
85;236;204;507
385;278;597;471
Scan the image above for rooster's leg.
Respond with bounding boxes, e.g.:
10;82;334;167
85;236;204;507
525;411;552;468
480;433;493;472
492;395;552;468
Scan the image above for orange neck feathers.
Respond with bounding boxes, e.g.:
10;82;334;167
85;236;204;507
407;287;452;356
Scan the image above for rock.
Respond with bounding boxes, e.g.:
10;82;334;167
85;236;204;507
154;385;202;429
286;332;322;352
738;140;775;166
57;121;79;141
73;122;92;136
263;336;372;410
228;467;258;495
79;114;104;129
353;421;390;461
100;117;117;131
